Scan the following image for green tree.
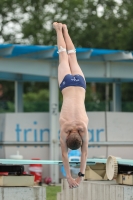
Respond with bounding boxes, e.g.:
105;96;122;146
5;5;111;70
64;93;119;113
116;0;133;50
0;0;23;43
1;0;133;50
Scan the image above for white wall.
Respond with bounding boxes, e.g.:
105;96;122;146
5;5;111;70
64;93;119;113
107;112;133;159
86;112;107;158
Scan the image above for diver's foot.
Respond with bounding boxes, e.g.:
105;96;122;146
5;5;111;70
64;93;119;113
62;24;68;34
53;22;63;32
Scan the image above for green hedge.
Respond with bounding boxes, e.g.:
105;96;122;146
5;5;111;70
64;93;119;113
0;101;133;113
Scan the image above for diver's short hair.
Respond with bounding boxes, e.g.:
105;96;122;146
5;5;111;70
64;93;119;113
66;132;82;150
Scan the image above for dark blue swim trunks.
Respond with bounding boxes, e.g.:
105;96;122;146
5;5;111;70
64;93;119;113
59;74;86;91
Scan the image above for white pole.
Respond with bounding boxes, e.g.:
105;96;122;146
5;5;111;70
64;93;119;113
15;81;23;112
49;65;59;183
113;82;121;111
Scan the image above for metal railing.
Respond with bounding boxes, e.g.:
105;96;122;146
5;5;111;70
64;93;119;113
0;141;133;146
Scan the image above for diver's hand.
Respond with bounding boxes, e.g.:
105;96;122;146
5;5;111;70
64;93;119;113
75;176;83;185
67;176;79;189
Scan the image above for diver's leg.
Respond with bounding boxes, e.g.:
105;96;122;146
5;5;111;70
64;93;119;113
62;24;85;78
53;22;71;84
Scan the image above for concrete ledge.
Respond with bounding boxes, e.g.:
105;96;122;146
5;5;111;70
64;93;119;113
57;192;63;200
0;186;46;200
58;179;133;200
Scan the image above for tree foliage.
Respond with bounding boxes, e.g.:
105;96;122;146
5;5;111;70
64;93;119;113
0;0;133;50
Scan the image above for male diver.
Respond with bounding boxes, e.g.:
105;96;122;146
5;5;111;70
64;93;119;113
53;22;89;189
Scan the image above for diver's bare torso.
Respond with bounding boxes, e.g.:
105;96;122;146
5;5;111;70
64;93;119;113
59;86;89;138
